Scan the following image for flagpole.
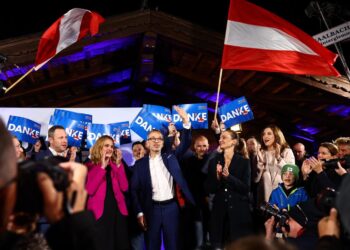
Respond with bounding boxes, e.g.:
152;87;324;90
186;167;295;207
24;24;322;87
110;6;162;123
4;67;34;94
315;1;350;81
214;68;224;121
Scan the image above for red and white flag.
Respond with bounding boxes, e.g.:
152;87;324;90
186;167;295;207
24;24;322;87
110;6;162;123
221;0;340;76
34;8;105;70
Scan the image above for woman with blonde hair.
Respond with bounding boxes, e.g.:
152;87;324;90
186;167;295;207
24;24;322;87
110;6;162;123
255;125;295;206
86;135;129;250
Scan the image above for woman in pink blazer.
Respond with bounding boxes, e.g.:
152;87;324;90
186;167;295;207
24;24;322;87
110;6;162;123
86;135;129;250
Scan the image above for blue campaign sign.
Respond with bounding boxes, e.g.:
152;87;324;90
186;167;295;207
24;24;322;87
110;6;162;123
218;96;254;127
49;117;85;147
54;109;92;123
172;103;208;129
130;108;162;140
109;121;131;147
7;116;41;144
53;109;92;135
86;123;111;148
143;104;172;127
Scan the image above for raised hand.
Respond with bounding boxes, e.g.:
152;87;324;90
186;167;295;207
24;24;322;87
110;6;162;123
318;208;340;238
101;150;108;169
216;163;223;180
301;159;312;179
114;148;123;166
37;161;88;223
174;105;189;125
309;156;323;174
275;143;281;160
69;146;77;162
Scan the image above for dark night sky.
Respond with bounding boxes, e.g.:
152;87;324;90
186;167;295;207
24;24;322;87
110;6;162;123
1;0;349;39
1;0;350;71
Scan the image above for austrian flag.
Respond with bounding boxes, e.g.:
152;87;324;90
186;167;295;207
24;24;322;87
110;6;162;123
222;0;340;76
34;8;105;70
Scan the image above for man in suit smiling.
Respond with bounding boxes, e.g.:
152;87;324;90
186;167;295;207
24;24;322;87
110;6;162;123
130;129;194;250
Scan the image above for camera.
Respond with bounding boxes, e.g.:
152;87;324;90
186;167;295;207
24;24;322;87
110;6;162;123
316;187;337;214
15;157;70;215
322;155;350;169
259;202;290;231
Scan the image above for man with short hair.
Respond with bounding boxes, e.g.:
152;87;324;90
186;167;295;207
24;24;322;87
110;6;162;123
130;129;194;250
34;125;79;162
334;137;350;158
181;135;210;249
34;125;67;160
293;143;307;168
132;141;146;162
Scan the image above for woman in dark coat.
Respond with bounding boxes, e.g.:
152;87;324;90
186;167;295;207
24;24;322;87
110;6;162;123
205;129;253;249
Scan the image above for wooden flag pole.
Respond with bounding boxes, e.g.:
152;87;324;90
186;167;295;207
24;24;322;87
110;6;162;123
4;67;35;94
214;68;224;121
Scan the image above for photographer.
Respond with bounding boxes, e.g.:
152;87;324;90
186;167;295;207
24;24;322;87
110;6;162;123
301;143;347;198
0;120;99;250
264;199;324;250
334;137;350;159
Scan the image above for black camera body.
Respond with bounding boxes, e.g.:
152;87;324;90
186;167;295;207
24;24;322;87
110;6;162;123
260;202;289;230
323;155;350;169
15;157;70;215
316;187;337;214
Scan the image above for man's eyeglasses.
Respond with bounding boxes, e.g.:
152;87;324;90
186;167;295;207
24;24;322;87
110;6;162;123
147;137;164;142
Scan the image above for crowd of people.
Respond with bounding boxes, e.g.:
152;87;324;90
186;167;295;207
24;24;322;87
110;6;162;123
0;110;350;250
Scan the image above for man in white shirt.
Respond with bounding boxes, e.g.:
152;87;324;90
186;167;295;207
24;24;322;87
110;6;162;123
130;129;194;250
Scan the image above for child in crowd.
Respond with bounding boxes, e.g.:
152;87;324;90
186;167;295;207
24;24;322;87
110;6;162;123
269;164;308;210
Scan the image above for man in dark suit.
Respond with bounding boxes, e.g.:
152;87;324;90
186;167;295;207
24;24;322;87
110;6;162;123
130;129;194;250
34;125;78;162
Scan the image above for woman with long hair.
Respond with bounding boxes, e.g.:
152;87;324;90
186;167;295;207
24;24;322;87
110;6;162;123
255;125;295;206
205;129;252;249
86;135;129;250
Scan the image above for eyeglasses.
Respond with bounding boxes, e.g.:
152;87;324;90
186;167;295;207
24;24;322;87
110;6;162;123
147;137;164;142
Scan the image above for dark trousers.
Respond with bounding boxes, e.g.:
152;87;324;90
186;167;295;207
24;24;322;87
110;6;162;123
145;200;179;250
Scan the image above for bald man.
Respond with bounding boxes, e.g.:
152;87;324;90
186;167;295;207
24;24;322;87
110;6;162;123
293;143;307;168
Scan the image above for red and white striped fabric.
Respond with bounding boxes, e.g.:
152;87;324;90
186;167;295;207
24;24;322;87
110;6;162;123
34;8;105;70
221;0;340;76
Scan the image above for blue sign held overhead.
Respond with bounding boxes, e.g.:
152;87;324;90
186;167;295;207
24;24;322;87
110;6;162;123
143;104;172;127
172;103;208;130
49;116;85;147
54;109;92;123
218;96;254;128
130;108;162;140
109;121;131;147
87;124;112;148
53;109;92;135
7;116;41;144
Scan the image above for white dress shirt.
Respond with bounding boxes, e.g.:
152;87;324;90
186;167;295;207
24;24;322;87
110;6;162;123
149;154;174;201
49;147;66;157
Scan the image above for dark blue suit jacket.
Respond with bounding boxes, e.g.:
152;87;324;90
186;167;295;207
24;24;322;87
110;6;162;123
33;149;80;162
33;149;54;160
130;153;194;222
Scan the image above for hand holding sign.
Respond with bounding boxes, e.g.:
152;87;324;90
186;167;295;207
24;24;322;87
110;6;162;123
174;105;189;125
